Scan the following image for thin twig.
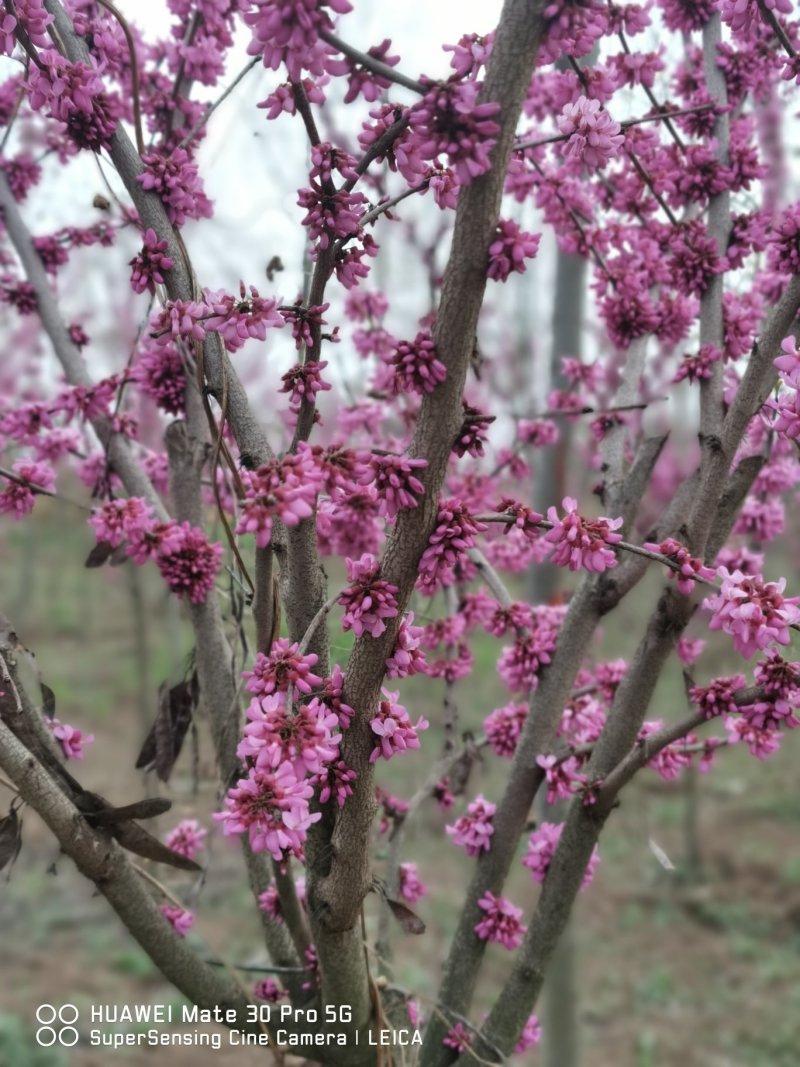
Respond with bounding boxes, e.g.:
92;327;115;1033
178;57;260;150
320;30;427;95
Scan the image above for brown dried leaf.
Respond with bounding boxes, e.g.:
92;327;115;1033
386;897;426;936
0;806;22;875
111;820;201;872
136;681;194;782
40;683;56;720
85;540;114;568
87;797;172;827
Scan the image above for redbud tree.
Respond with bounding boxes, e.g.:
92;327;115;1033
1;0;800;1063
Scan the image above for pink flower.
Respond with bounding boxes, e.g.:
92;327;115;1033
398;862;428;903
254;978;286;1002
673;344;721;385
557;95;624;169
388;332;447;396
643;537;716;595
151;299;207;346
214;763;321;862
133;340;186;415
0;460;55;518
690;675;748;720
238;693;340;778
775;335;800;389
722;0;791;36
204;283;284;351
152;522;223;604
245;0;352;83
165;819;207;861
443;32;494;79
237;448;323;548
474;892;526;949
515;1015;542;1053
129;228;174;295
418;499;487;593
406;80;501;187
28;49;119;151
523;821;599;889
442;1023;473;1053
314;759;357;807
50;720;94;760
385;613;427;679
484;702;528;758
339;554;399;638
160;905;194;938
497;621;558;693
677;637;705;667
298;183;366;248
369;689;428;763
545;497;622;573
446;795;496;856
360;452;427;519
703;568;800;659
724;716;782;760
536;753;587;803
280;360;331;412
327;39;399;103
640;720;693;781
88;497;154;549
243;640;322;697
314;665;354;730
487;219;541;282
258;878;307;922
138;148;212;227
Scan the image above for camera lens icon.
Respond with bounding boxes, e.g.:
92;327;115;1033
35;1004;79;1047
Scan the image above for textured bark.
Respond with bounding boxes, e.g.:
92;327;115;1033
299;0;549;1056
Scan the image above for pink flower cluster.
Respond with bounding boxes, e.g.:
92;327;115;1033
237;446;323;548
129;229;174;295
398;862;428;903
165;819;207;861
405;80;501;187
280;361;331;413
545;497;623;573
89;499;222;604
244;639;323;697
28;49;119;151
418;499;487;593
388;332;447;396
138;148;213;227
214;761;321;862
487;219;541;282
339;553;399;638
238;693;340;778
643;537;716;595
361;452;427;519
49;720;94;761
133;339;186;415
203;284;284;352
774;336;800;440
484;702;528;758
557;95;624;170
689;674;748;720
369;689;428;763
523;821;599;889
447;795;496;856
474;891;527;949
160;905;194;938
0;459;55;519
245;0;352;83
704;567;800;659
385;613;427;679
